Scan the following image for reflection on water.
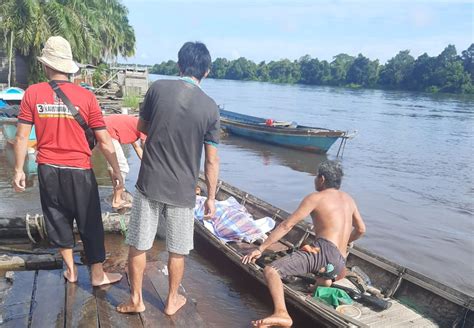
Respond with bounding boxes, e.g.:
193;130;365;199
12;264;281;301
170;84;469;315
221;134;327;175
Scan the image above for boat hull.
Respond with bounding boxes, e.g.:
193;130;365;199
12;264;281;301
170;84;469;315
221;120;342;153
1;121;37;175
220;109;345;153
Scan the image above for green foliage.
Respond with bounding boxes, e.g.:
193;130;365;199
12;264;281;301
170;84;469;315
346;54;379;87
225;57;257;80
0;0;136;83
299;55;331;85
150;60;178;76
122;93;141;109
92;63;109;88
149;43;474;94
461;44;474;81
330;54;355;86
209;58;230;79
379;50;415;89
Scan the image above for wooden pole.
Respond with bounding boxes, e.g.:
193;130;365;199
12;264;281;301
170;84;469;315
7;31;14;88
0;254;62;271
0;213;129;239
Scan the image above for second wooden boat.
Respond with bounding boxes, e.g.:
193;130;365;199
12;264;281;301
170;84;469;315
220;109;349;154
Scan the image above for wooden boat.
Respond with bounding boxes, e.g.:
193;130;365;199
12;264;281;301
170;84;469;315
220;109;349;154
195;176;474;327
1;119;37;175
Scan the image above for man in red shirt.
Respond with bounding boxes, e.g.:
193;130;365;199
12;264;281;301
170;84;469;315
13;36;123;286
104;114;146;208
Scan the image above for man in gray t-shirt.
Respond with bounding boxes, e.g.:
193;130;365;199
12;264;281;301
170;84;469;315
118;42;220;315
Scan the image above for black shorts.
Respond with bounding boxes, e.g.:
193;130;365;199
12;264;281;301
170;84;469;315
38;164;105;264
270;237;346;281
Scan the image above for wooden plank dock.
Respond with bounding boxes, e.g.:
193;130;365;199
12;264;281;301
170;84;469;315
0;261;205;327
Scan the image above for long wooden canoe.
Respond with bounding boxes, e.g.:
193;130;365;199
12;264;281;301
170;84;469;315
195;177;473;327
220;109;349;154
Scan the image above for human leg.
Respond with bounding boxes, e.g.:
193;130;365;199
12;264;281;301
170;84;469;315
165;253;187;315
117;190;161;313
163;205;194;315
251;266;293;327
116;246;146;313
60;248;77;282
38;165;78;283
70;168;121;286
251;251;320;327
109;139;130;208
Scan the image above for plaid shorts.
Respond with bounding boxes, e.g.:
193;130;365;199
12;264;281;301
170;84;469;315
126;190;194;255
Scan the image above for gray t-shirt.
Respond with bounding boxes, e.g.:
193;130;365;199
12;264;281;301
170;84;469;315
136;79;220;208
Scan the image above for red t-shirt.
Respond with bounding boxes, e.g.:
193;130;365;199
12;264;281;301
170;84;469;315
18;81;106;169
104;114;146;144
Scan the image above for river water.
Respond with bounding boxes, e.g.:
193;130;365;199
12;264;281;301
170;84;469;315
150;75;473;295
0;75;472;323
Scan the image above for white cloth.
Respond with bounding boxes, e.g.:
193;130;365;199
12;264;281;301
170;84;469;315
194;196;275;243
107;138;129;181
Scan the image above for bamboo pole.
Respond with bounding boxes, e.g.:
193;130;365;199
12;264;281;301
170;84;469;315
7;31;14;88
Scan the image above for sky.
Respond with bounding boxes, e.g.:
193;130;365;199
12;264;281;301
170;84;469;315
121;0;473;65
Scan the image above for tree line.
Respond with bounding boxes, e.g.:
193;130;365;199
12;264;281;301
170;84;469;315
150;44;474;94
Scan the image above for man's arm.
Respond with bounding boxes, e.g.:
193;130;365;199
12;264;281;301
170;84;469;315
137;118;149;135
203;143;219;218
242;194;317;264
12;123;32;192
94;129;123;190
131;141;143;160
348;204;366;244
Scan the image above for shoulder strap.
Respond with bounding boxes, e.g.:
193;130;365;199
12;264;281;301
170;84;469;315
48;80;90;132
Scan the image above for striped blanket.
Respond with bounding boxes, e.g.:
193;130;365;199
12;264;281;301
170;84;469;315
194;196;275;243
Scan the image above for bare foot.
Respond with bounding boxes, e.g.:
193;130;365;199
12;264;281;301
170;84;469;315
164;294;187;315
117;299;145;313
92;272;122;286
252;312;293;327
112;200;132;209
63;266;77;283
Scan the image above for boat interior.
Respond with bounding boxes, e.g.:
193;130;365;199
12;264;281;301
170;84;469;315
196;177;474;328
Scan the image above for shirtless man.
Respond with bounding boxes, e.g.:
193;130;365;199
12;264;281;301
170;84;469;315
242;160;366;327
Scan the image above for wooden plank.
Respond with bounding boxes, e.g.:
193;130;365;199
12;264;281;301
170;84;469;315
360;301;405;320
391;316;437;327
94;273;142;328
65;265;98;328
0;270;35;328
30;269;66;328
363;305;421;326
146;263;206;327
139;271;170;327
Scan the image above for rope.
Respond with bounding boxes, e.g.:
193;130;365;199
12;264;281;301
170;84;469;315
34;214;45;240
25;214;39;244
119;215;128;238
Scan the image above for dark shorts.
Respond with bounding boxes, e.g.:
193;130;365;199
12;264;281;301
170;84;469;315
38;164;105;264
270;237;346;281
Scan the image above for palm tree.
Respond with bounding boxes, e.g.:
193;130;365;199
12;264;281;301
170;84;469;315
0;0;136;84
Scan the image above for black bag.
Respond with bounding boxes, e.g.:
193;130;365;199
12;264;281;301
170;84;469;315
49;81;97;150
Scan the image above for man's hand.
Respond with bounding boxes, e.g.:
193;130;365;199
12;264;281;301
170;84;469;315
242;248;262;265
12;170;26;192
204;198;216;219
111;170;124;191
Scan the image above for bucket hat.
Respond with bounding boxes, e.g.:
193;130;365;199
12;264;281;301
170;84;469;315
37;36;79;74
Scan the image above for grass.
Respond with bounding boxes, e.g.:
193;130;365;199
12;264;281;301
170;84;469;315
122;93;141;109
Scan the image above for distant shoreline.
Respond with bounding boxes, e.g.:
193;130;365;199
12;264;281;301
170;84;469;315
145;44;474;95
